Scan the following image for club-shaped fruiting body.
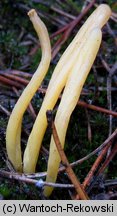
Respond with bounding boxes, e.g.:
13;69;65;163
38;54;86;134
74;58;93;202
23;4;111;174
6;9;51;172
44;27;102;197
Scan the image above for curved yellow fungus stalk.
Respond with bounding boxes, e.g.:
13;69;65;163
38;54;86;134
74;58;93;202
44;28;102;197
23;4;111;174
6;9;51;172
47;4;111;90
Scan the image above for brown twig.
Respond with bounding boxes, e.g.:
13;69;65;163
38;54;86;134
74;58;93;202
107;62;117;136
100;59;117;152
0;170;74;189
82;142;112;189
52;34;65;59
85;108;92;143
97;142;117;176
0;105;10;116
0;73;47;94
87;142;117;193
102;179;117;188
49;113;89;200
78;101;117;118
107;74;113;136
1;73;29;85
51;6;76;20
106;23;117;46
0;70;32;78
0;75;24;89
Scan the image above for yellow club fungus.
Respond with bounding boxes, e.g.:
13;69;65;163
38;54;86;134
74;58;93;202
44;27;102;197
6;9;51;172
23;4;111;174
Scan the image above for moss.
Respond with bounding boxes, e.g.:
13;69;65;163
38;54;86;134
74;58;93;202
0;184;11;199
30;49;42;72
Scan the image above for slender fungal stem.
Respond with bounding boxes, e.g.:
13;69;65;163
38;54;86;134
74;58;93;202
44;28;102;197
6;9;51;172
23;4;111;174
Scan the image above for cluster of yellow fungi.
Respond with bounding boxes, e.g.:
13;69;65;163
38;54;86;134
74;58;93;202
6;4;111;197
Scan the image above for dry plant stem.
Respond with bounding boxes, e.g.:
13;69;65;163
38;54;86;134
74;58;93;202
23;4;111;174
97;142;117;176
106;23;117;45
0;170;75;189
51;6;76;20
104;179;117;188
107;62;117;136
75;142;112;198
28;103;36;120
107;74;112;136
82;142;112;189
78;101;117;118
88;142;117;193
85;108;92;143
9;70;32;78
101;60;117;153
44;28;102;197
0;105;10;116
1;73;30;86
0;75;24;88
51;122;89;200
0;69;32;78
6;9;51;172
0;72;47;94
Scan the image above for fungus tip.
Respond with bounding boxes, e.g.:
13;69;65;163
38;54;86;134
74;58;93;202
28;9;36;18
